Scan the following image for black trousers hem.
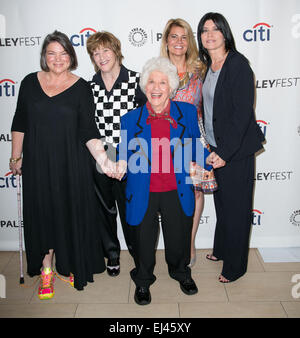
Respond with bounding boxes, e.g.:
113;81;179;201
213;155;255;281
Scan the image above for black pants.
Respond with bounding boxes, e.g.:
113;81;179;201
130;190;193;287
94;167;133;259
212;155;255;281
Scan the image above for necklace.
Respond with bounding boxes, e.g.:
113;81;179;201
43;75;72;95
178;71;189;88
41;73;73;97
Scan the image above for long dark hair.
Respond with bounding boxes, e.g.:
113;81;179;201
197;12;237;65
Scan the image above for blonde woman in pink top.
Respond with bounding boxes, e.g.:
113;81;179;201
161;18;217;267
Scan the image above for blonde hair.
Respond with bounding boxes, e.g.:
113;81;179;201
160;18;206;79
86;31;124;72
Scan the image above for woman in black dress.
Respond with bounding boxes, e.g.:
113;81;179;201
10;31;122;299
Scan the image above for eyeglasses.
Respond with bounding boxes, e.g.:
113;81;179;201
201;27;221;34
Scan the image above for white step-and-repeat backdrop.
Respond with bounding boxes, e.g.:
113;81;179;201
0;0;300;250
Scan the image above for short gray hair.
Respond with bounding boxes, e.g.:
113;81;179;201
140;57;179;97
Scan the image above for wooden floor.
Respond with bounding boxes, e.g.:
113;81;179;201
0;249;300;318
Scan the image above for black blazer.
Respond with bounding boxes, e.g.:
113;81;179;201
203;50;265;162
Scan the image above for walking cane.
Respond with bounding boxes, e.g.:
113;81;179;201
16;174;24;284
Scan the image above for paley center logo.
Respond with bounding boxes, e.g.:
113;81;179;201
70;27;96;47
243;22;272;42
290;210;300;226
252;209;263;226
128;27;148;47
0;171;17;188
0;78;16;97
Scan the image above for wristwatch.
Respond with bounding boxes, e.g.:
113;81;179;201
9;157;22;164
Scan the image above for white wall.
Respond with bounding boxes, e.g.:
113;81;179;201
1;0;300;250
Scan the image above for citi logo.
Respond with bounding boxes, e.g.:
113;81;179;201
256;120;268;137
0;79;16;97
252;209;263;226
243;22;272;42
70;27;96;47
0;172;17;188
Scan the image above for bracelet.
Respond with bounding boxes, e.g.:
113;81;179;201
9;157;22;164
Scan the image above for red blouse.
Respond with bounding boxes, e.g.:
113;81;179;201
146;101;177;192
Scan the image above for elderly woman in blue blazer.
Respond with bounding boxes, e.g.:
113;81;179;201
197;13;265;283
118;57;212;305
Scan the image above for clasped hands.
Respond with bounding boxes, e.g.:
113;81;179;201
206;151;226;169
98;156;127;181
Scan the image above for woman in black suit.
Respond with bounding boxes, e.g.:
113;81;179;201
197;13;265;283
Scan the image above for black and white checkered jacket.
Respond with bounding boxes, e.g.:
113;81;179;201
90;65;146;148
